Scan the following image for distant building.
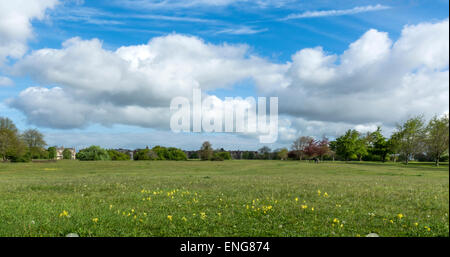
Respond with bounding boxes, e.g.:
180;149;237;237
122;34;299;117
56;147;76;160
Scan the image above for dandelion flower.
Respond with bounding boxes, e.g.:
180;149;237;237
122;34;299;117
92;218;99;223
397;213;404;219
167;215;173;221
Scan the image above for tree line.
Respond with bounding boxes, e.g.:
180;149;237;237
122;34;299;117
1;115;448;165
291;115;449;166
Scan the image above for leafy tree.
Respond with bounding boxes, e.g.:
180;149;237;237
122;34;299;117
328;141;337;161
0;117;17;133
395;116;425;165
76;146;110;161
107;150;131;161
258;146;271;160
354;137;368;161
369;127;391;162
291;136;311;160
277;148;288;160
134;148;158;160
48;147;57;160
62;149;73;160
387;133;401;162
199;141;213;161
0;118;28;162
303;138;319;159
242;151;255;160
316;137;330;161
335;129;360;161
214;151;231;161
166;147;188;161
424;114;449;166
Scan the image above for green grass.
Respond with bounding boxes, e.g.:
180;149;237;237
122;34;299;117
0;160;448;237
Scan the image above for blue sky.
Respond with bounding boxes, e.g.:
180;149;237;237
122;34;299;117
0;0;448;150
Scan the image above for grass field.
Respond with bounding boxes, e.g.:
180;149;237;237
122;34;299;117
0;160;448;237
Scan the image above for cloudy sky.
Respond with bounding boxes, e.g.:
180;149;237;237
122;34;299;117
0;0;448;150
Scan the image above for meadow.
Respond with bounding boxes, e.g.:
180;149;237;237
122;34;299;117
0;160;448;237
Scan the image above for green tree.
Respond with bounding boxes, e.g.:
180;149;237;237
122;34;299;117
396;116;425;165
277;148;289;160
0;118;29;162
370;127;392;162
134;148;158;160
76;146;110;161
62;149;73;160
354;137;368;161
214;152;231;161
107;150;131;161
48;147;57;160
258;146;271;160
199;141;213;161
0;117;18;133
335;129;360;161
424;114;449;166
21;129;47;159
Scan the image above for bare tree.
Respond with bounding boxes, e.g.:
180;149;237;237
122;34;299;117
291;136;312;160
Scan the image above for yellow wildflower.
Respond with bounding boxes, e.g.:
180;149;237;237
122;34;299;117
92;218;99;223
59;210;69;218
167;215;173;221
397;213;404;219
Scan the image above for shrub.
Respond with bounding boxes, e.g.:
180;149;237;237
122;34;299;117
216;151;231;160
134;149;158;160
211;152;224;161
76;146;110;161
108;150;130;161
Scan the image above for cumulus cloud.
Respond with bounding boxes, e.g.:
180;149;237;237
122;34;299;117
8;19;449;142
267;19;449;127
0;0;58;63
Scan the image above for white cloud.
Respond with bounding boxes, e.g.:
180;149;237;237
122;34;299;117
267;19;449;128
0;0;58;63
8;19;449;143
215;26;268;35
282;4;391;20
118;0;293;9
0;76;13;86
